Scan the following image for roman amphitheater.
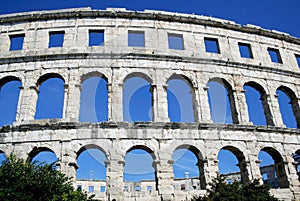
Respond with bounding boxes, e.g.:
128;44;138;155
0;7;300;201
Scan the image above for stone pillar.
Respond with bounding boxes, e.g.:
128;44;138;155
234;88;251;125
63;69;81;121
236;160;251;183
274;160;289;188
197;85;212;123
16;75;39;122
228;89;240;124
268;93;285;127
204;157;218;186
58;144;78;184
291;98;300;128
151;83;169;122
106;159;125;201
156;159;175;201
110;67;123;122
261;94;275;126
196;159;207;189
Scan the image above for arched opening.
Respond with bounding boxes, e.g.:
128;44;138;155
293;149;300;181
207;78;237;124
218;146;249;184
276;86;300;128
258;147;289;188
35;74;65;119
124;146;157;192
79;75;108;122
0;151;6;164
243;82;273;126
0;77;21;127
76;146;107;180
123;74;153;122
172;145;206;190
28;147;58;168
167;75;195;122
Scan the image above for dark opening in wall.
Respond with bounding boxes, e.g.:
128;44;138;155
124;147;156;184
268;48;282;63
49;31;65;48
207;79;235;124
168;33;184;50
79;76;108;122
35;76;65;119
167;75;195;122
123;76;153;122
128;31;145;47
0;78;21;127
28;147;58;169
76;146;106;181
276;86;299;128
9;34;25;51
204;37;220;53
89;30;104;46
295;54;300;68
238;42;253;59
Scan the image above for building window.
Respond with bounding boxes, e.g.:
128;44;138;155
77;185;82;190
204;37;220;53
9;34;25;51
168;33;184;50
100;186;106;192
128;31;145;47
268;48;282;63
49;31;65;48
89;30;104;46
147;186;152;191
135;186;141;191
88;186;94;193
295;54;300;68
238;42;253;58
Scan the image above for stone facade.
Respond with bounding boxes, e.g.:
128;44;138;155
0;7;300;201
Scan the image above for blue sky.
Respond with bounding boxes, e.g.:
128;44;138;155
0;0;298;185
0;0;299;38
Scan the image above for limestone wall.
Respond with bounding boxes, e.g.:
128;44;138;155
0;7;300;201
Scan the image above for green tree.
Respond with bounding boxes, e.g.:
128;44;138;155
0;154;92;201
192;175;279;201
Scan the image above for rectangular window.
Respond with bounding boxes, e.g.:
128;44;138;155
168;33;184;50
9;34;25;51
100;186;106;192
147;186;152;191
295;54;300;68
204;37;220;53
268;48;282;63
88;186;94;193
89;30;104;46
77;185;82;190
49;31;65;48
128;31;145;47
135;186;141;191
238;42;253;58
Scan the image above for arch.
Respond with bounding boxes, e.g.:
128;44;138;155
123;72;152;84
0;150;6;164
37;73;65;86
276;86;300;128
76;144;107;180
0;76;22;126
259;147;289;188
123;74;153;122
172;144;206;189
76;144;108;159
167;74;196;122
124;145;157;185
244;81;273;126
294;149;300;181
35;73;65;119
80;71;108;83
207;78;238;124
79;73;108;122
218;146;249;184
27;147;58;164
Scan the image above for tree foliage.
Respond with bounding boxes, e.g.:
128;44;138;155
192;175;279;201
0;154;91;201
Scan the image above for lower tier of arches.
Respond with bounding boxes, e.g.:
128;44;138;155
0;122;300;201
